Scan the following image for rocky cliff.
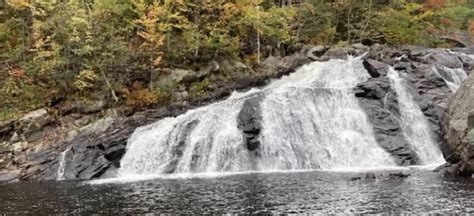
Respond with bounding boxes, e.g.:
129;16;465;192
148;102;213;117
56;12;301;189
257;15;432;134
1;44;473;182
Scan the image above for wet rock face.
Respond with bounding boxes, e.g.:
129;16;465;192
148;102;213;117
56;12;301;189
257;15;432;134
1;51;310;182
238;95;264;152
31;117;133;181
442;73;474;177
354;46;473;168
423;50;463;68
355;77;420;165
363;59;389;78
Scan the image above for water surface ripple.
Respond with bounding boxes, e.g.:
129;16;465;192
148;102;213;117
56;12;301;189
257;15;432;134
0;170;472;214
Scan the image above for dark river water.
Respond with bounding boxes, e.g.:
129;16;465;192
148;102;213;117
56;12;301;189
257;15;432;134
0;169;473;214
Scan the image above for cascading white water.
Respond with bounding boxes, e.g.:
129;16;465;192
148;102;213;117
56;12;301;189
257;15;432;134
119;57;397;177
256;59;396;170
387;69;445;165
56;148;71;180
432;66;468;92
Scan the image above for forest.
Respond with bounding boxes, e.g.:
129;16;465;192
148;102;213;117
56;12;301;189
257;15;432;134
1;0;473;120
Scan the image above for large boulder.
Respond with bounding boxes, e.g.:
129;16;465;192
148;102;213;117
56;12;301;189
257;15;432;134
363;59;389;78
441;72;474;176
423;50;463;69
17;109;53;142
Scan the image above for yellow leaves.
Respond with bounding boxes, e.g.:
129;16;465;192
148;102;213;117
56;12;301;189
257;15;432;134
412;10;434;22
135;2;167;67
74;70;98;91
404;3;422;13
222;2;239;21
6;0;31;9
154;55;163;67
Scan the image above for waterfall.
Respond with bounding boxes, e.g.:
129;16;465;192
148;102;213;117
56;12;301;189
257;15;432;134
119;57;397;177
432;66;468;92
56;148;71;180
387;69;445;165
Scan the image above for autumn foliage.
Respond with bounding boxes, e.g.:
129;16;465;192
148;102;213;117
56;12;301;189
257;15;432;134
0;0;473;120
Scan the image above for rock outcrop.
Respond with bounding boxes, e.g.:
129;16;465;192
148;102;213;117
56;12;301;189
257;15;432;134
238;94;264;152
0;52;311;182
441;72;474;177
1;44;473;182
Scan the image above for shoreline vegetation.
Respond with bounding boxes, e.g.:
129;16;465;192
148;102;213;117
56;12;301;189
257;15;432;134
1;0;473;121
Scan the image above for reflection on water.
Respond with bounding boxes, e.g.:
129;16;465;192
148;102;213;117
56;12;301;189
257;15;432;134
0;170;473;214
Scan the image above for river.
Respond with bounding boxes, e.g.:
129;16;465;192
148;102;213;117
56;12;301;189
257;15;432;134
1;169;473;214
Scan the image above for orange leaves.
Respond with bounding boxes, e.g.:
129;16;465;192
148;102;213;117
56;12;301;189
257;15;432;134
8;67;33;83
10;68;26;78
153;55;163;67
422;0;446;11
135;3;166;68
122;82;158;108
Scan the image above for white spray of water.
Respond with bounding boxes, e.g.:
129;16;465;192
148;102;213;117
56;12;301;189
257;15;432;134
387;69;445;165
118;57;397;177
56;148;71;181
432;66;468;92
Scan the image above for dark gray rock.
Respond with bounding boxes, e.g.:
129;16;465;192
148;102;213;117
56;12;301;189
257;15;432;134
363;59;389;78
319;47;358;60
458;54;474;71
423;50;463;68
306;45;328;60
0;120;15;142
365;173;376;180
355;77;420;165
387;172;410;179
57;123;130;180
238;94;264;151
162;119;200;174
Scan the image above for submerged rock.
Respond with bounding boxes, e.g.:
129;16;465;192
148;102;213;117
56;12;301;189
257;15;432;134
350;172;410;181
